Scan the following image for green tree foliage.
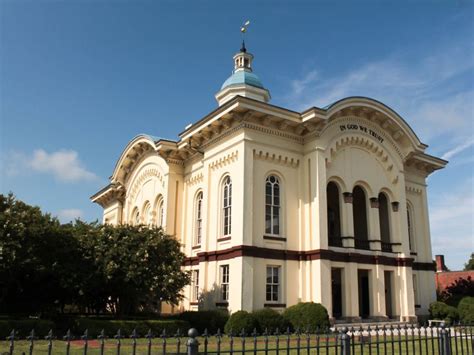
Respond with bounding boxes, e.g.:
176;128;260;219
283;302;330;332
0;193;190;316
429;301;459;324
457;297;474;324
464;253;474;271
439;276;474;307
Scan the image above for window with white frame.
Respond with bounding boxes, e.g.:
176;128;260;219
222;176;232;236
413;274;419;305
132;207;140;225
407;204;415;252
265;175;281;235
143;202;152;225
195;191;203;246
266;266;280;302
157;198;164;227
220;265;229;301
192;270;199;302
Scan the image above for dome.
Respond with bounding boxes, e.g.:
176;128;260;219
221;70;265;90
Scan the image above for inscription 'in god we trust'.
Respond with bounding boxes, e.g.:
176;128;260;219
340;124;384;144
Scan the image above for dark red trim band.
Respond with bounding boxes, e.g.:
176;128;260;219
183;245;423;268
263;235;287;242
412;261;436;271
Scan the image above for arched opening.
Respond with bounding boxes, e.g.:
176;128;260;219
353;186;369;249
265;175;281;235
327;182;342;246
142;201;152;226
155;196;164;228
131;207;140;226
378;192;392;252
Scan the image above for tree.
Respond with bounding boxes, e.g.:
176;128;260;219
464;253;474;271
0;193;190;316
74;223;191;315
439;276;474;306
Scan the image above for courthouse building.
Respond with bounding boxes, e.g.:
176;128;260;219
91;43;446;322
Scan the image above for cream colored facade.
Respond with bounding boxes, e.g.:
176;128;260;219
91;46;446;322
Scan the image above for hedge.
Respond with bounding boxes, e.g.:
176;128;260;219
72;318;190;338
252;308;288;333
224;311;257;335
429;301;459;324
283;303;329;332
0;319;55;338
457;297;474;324
177;310;229;334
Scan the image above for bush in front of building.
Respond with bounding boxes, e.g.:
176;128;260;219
429;301;459;324
0;319;55;338
177;310;229;334
457;297;474;324
72;318;190;338
252;308;289;333
283;302;329;332
224;311;258;335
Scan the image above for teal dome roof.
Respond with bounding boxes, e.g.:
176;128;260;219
221;70;265;90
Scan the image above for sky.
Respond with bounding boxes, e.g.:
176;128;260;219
0;0;473;270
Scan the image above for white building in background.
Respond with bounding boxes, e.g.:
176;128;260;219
91;42;446;322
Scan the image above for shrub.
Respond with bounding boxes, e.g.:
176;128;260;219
0;319;55;338
283;303;329;332
457;297;474;324
224;311;257;335
72;318;190;338
178;310;229;333
252;308;288;333
429;301;459;324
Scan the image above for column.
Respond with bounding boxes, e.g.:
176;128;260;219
341;193;355;248
368;197;382;251
372;265;387;320
345;262;360;321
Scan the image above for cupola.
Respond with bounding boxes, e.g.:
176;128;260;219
215;41;271;106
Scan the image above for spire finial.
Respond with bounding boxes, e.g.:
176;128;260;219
240;20;250;52
240;40;247;53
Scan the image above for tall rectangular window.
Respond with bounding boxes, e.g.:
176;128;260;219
195;192;203;246
192;270;199;302
265;176;281;235
266;266;280;302
222;176;232;236
220;265;230;301
413;274;419;305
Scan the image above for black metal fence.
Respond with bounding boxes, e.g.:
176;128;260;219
2;323;473;354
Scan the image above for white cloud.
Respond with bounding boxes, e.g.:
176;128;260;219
441;137;474;160
282;41;474;145
429;179;474;270
57;208;84;222
6;149;98;182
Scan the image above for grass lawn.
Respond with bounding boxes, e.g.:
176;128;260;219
1;335;471;354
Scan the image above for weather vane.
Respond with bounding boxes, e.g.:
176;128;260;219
240;20;250;52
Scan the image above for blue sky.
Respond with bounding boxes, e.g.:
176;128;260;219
1;0;473;269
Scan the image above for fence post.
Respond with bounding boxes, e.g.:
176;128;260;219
439;323;451;355
339;327;351;355
187;328;199;355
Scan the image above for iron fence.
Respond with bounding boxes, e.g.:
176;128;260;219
2;323;473;354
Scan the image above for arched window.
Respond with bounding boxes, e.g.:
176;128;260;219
155;197;164;227
265;175;280;235
327;182;341;246
195;191;203;246
131;207;140;225
353;186;369;249
143;202;152;225
378;192;391;251
222;176;232;236
407;203;415;252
